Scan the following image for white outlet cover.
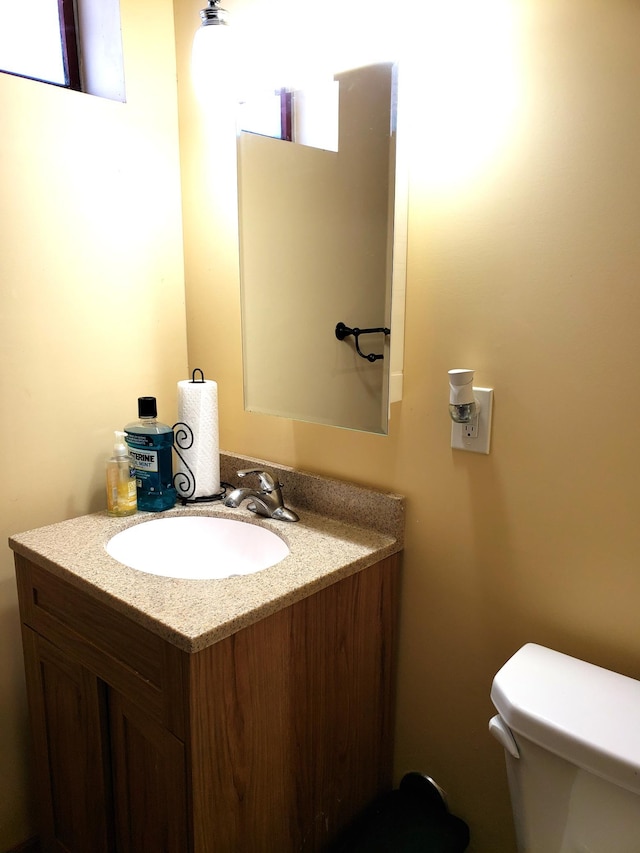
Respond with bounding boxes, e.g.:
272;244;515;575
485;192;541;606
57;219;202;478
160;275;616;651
451;387;493;454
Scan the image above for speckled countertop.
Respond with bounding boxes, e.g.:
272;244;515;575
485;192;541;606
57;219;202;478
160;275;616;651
9;452;404;653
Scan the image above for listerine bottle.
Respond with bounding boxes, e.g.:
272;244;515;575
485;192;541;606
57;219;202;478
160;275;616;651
124;397;176;512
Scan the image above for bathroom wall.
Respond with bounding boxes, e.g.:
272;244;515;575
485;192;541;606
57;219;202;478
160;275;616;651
2;1;639;850
0;0;188;847
177;0;640;850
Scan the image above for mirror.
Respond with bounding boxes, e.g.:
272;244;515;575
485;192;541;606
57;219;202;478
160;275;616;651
237;61;406;434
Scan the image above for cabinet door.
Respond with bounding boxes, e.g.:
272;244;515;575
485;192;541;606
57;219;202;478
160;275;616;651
109;688;189;853
21;627;113;853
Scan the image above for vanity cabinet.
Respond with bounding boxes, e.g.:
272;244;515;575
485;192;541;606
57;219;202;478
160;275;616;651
15;551;399;853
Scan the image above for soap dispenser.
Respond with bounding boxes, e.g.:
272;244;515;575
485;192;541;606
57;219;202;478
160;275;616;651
106;431;138;517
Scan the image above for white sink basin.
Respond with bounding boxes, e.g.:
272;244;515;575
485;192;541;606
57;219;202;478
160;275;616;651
106;516;289;580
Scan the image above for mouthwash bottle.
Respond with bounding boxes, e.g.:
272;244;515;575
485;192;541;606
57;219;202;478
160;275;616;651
124;397;177;512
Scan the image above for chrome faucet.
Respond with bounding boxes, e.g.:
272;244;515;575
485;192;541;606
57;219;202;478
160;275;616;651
224;468;299;522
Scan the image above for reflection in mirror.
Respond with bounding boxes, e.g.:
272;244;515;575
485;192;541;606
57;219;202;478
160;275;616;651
237;61;405;434
239;79;339;150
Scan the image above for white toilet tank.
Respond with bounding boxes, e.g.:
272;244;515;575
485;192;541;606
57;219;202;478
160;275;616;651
489;643;640;853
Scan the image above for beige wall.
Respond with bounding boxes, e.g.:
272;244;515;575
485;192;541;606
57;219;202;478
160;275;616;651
3;0;640;850
0;0;188;847
177;0;640;850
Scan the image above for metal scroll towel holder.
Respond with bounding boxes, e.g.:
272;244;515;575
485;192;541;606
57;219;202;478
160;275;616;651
335;322;390;362
172;368;228;505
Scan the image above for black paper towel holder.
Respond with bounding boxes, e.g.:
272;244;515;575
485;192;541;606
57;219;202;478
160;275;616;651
172;368;227;505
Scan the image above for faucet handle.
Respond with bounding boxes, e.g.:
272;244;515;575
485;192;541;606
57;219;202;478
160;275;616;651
237;468;279;493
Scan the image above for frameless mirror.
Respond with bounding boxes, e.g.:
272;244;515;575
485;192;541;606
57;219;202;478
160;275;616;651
237;61;406;435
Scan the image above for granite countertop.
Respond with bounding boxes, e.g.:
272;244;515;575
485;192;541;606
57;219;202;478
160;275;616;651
9;453;404;653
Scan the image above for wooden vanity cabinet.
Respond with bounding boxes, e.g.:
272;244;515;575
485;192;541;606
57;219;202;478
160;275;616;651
15;551;399;853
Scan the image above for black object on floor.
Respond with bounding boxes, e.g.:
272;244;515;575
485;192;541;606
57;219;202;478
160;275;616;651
327;773;470;852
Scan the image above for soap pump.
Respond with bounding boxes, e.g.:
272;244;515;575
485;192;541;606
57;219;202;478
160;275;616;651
106;431;138;517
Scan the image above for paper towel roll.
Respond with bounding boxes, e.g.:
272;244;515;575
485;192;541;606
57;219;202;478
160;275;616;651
176;378;220;499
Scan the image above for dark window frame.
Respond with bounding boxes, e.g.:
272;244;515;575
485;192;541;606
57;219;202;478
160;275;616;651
58;0;81;89
279;88;293;142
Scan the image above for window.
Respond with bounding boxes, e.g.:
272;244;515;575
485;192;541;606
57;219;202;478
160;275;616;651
238;81;339;152
0;0;125;102
0;0;79;88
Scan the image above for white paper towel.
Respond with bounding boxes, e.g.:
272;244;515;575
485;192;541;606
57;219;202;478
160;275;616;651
176;378;220;498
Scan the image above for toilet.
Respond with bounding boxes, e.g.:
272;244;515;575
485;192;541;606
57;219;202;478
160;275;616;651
489;643;640;852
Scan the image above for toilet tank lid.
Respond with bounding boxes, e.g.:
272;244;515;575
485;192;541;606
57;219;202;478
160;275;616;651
491;643;640;795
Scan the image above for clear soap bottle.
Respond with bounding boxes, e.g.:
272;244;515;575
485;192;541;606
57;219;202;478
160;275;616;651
106;431;138;517
124;396;177;512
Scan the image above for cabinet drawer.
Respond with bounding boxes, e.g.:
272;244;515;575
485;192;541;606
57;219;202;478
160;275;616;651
15;556;185;738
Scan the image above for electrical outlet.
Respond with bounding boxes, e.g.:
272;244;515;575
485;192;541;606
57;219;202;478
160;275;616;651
451;387;493;454
463;419;478;439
